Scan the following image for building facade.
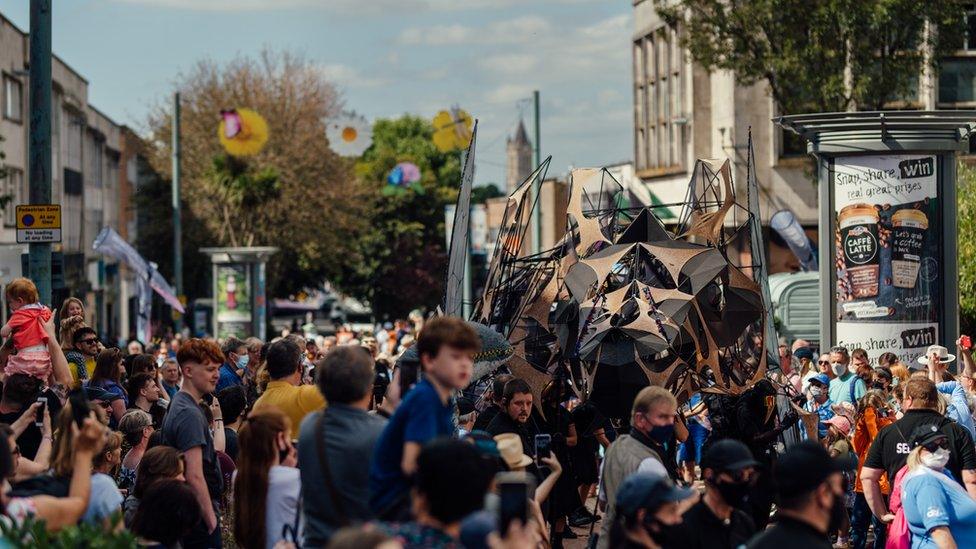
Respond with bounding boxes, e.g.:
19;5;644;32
0;11;147;344
631;0;976;272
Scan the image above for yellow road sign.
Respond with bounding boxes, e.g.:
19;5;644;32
16;204;62;243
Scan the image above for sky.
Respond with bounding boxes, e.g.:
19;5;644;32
0;0;634;187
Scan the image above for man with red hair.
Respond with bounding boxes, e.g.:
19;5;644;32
162;338;225;548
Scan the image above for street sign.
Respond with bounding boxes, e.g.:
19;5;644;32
16;204;61;244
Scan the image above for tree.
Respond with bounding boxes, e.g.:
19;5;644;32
958;162;976;335
656;0;967;114
334;116;461;320
143;49;367;298
472;183;504;204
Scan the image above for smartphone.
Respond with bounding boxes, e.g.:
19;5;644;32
534;434;552;465
34;397;46;428
68;390;90;429
496;472;534;536
962;335;972;351
399;361;419;397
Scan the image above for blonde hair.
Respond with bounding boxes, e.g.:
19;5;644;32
93;431;123;472
60;315;86;351
52;403;108;476
907;445;925;472
632;386;677;417
891;363;910;384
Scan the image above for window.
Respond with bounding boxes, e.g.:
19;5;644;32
966;4;976;51
939;59;976;105
1;169;24;227
633;25;686;174
3;75;22;122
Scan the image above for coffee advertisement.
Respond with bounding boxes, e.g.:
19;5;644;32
833;154;940;364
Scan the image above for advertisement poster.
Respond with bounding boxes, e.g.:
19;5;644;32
216;264;251;338
834;154;941;364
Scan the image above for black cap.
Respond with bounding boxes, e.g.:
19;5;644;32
615;472;696;517
701;439;760;472
908;424;948;449
774;441;846;499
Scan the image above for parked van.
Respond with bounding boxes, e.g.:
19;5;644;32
768;271;820;345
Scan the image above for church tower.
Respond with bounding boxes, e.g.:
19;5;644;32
506;118;533;195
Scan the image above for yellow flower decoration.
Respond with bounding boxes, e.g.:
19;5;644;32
432;107;473;152
218;108;269;157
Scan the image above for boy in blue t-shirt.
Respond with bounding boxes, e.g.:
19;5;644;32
369;317;481;518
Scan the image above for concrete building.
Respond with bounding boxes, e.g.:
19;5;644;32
0;11;144;343
631;1;976;272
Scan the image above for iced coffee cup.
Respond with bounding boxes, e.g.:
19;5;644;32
891;208;928;289
839;204;881;298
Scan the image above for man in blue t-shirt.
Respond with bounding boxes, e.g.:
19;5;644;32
369;317;481;519
827;346;866;405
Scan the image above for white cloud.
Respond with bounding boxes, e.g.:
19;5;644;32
398;15;553;47
398;24;473;46
316;63;388;89
479;54;539;75
484;84;535;105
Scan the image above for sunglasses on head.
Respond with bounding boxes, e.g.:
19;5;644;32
923;439;949;453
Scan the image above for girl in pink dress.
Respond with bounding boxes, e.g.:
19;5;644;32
1;277;53;381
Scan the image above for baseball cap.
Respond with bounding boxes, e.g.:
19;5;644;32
794;347;815;362
700;439;760;472
774;441;846;499
824;415;852;437
615;472;695;517
809;373;830;387
908;424;948;449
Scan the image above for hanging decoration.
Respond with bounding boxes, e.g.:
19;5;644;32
325;111;373;157
432;106;473;152
384;162;424;196
218;108;269;157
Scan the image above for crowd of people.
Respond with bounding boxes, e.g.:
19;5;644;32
1;274;976;549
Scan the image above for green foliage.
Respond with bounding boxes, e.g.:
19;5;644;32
656;0;967;114
959;162;976;335
144;49;367;300
134;160;211;306
471;183;504;204
332;115;461;320
0;513;135;548
204;154;281;247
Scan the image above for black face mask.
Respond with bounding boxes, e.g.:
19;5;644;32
714;480;751;508
643;514;676;546
827;489;847;533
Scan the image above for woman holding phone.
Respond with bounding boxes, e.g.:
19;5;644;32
233;408;300;549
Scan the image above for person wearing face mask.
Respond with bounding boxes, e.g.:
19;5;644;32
606;471;697;549
596;387;677;549
216;337;248;393
860;378;976;531
668;439;758;548
901;424;976;549
828;346;866;405
802;374;835;441
746;441;848;549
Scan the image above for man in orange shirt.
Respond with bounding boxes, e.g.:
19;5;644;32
251;337;325;439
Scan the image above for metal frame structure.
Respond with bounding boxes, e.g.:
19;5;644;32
777;111;976;356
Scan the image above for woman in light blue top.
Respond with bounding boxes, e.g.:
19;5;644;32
902;424;976;549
